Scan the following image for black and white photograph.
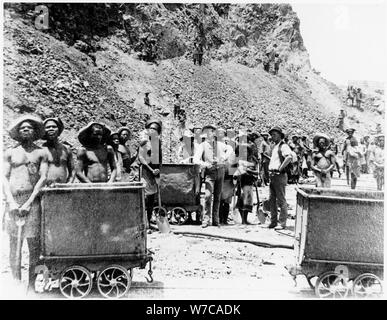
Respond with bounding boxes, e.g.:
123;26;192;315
0;0;385;303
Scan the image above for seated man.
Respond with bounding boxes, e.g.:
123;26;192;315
76;122;117;183
43;117;75;185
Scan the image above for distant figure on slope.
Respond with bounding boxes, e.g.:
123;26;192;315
311;133;336;188
369;135;384;191
337;109;346;131
193;42;204;66
262;54;270;73
173;93;181;119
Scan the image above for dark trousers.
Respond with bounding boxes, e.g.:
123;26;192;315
145;193;156;225
269;173;288;226
9;236;40;290
350;173;357;189
203;167;225;225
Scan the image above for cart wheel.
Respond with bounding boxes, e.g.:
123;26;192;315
315;271;350;298
171;207;188;225
352;273;383;298
306;276;318;290
97;265;131;299
59;265;93;299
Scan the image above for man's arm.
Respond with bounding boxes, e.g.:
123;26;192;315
107;146;117;183
66;146;76;183
2;150;19;211
75;147;92;183
20;149;48;212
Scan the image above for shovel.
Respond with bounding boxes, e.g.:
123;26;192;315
15;215;25;281
154;175;170;233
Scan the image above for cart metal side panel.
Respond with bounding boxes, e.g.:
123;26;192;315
295;191;309;265
297;187;384;265
160;164;201;206
41;184;146;257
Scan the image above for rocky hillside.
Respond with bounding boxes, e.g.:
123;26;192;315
3;3;383;159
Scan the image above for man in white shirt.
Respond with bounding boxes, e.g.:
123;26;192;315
267;126;293;230
193;125;228;227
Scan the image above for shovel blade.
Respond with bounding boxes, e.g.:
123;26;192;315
156;216;171;233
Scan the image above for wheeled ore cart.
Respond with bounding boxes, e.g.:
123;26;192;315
290;186;384;298
36;182;153;299
155;163;202;224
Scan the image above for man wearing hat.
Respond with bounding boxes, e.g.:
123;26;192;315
260;132;271;186
311;133;336;188
138;119;163;228
193;124;228;227
75;122;117;183
43;117;75;185
342;128;356;185
267;126;293;230
3;115;49;289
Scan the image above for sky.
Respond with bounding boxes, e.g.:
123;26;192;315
291;1;387;86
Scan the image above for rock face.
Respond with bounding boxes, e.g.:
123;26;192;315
3;3;383;158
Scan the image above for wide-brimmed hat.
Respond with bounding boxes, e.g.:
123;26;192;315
268;126;285;139
118;126;131;138
78;122;111;147
202;124;217;131
145;119;162;133
8;115;45;142
261;132;269;137
345;128;355;133
313;133;331;147
43;117;64;139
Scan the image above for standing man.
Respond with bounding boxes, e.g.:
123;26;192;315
273;53;281;75
267;127;292;230
311;133;336;188
337;109;346;131
260;132;271;186
173;93;182;120
193;124;228;228
369;135;384;190
3;115;49;290
138;119;163;230
76;122;117;183
355;88;363;109
42;117;75;184
342;128;356;185
117;126;136;181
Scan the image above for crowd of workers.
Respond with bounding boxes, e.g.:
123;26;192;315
2;112;385;291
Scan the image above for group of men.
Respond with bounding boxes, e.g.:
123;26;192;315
346;86;363;109
2;114;384;291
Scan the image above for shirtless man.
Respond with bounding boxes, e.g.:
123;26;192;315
42;118;75;185
3;115;49;289
76;122;117;183
311;133;336;188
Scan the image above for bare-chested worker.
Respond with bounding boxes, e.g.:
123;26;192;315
3;115;49;290
76;122;117;183
42;117;75;185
